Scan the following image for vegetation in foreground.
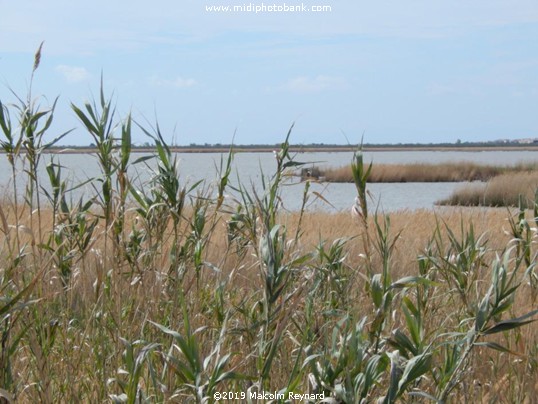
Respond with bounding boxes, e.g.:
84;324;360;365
315;161;538;183
1;51;538;403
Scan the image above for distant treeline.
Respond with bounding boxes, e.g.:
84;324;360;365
40;140;538;153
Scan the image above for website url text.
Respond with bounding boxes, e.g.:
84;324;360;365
205;3;332;13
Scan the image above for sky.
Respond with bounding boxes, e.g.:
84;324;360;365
0;0;537;146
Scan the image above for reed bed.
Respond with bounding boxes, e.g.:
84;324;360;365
439;171;538;208
319;161;538;183
1;50;538;403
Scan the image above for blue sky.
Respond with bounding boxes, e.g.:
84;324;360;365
1;0;537;146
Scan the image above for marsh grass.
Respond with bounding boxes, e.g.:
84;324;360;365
1;50;538;403
320;161;538;183
439;171;538;208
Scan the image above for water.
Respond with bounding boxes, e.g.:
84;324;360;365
1;150;537;212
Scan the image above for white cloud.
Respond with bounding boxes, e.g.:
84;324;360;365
280;75;346;93
149;75;197;89
55;65;90;83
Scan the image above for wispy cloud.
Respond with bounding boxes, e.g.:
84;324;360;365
55;65;90;83
2;0;538;54
279;75;346;93
149;75;197;89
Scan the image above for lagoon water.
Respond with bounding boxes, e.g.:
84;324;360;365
2;150;537;212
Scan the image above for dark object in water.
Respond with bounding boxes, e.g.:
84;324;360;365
300;166;321;179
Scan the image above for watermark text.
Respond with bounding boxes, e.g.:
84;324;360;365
213;390;326;401
205;2;332;14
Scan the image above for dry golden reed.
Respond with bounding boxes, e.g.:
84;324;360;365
320;161;538;183
439;171;538;207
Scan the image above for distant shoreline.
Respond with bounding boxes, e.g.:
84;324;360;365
15;144;538;154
